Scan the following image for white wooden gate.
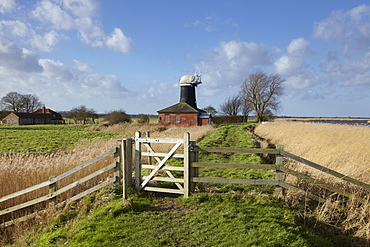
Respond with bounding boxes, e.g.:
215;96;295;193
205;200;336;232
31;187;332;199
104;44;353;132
134;131;192;197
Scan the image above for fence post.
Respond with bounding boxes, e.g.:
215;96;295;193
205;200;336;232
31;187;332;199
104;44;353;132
189;140;198;193
274;145;285;198
183;132;190;198
114;145;121;185
135;132;142;191
122;138;133;200
49;176;56;206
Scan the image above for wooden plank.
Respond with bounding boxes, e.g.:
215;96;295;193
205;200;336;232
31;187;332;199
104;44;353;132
51;163;116;197
194;146;279;154
274;145;284;198
281;150;370;192
50;148;115;184
280;166;367;204
135;132;142;190
192;162;276;169
122;138;133;200
141;152;184;158
142;176;184;183
184;132;190;198
192;177;278;185
0;181;51;203
142;187;184;194
135;138;183;144
279;182;327;204
141;165;184;171
66;177;116;203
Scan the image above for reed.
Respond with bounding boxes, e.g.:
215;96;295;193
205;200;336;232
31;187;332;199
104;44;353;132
254;121;370;243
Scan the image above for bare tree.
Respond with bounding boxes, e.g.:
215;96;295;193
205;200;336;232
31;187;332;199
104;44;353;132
1;92;25;112
239;71;285;123
219;94;242;116
1;92;43;113
22;94;43;113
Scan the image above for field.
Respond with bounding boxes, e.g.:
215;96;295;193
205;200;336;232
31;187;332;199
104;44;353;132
4;123;340;246
255;121;370;242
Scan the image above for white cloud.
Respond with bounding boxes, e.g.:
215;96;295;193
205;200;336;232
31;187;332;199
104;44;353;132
105;28;134;53
274;38;318;91
32;0;75;30
0;0;16;14
39;58;73;81
195;40;276;97
30;0;134;53
313;4;370;53
0;34;43;72
314;5;370;90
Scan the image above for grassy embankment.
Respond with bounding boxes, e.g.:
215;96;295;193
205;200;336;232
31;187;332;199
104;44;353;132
2;123;341;246
255;121;370;244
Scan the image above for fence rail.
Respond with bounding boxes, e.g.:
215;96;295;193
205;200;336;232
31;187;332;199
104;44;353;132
0;147;120;228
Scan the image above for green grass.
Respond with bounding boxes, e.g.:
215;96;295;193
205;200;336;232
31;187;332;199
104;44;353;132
0;125;120;154
18;187;336;247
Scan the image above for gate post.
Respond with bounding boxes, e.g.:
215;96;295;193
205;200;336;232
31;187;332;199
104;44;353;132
274;145;285;198
183;132;190;198
135;132;142;191
122;138;133;200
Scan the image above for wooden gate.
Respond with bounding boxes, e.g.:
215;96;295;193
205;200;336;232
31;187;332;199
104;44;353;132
134;131;193;197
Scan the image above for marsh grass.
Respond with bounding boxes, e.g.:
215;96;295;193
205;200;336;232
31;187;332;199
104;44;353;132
254;121;370;243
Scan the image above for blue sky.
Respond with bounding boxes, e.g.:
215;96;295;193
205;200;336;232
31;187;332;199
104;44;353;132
0;0;369;117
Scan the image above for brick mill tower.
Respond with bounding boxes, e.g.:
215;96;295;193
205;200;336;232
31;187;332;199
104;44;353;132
157;73;211;127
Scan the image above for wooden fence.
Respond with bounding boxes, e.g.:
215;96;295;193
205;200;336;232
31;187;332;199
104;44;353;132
125;132;370;204
0;146;121;228
2;132;370;228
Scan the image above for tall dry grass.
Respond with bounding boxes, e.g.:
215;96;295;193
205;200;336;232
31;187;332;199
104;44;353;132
255;121;370;183
254;121;370;244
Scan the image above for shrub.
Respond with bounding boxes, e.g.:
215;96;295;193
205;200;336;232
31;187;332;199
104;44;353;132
137;114;150;124
104;110;131;125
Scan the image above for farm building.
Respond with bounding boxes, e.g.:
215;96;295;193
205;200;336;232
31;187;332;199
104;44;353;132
1;106;64;126
157;74;211;127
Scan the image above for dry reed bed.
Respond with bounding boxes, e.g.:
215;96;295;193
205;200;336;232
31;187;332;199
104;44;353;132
255;122;370;242
255;122;370;183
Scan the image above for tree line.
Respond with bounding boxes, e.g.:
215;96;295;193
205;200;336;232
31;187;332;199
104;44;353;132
0;92;143;125
202;71;285;123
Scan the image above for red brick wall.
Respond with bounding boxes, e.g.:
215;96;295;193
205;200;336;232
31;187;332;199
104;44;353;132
158;113;200;127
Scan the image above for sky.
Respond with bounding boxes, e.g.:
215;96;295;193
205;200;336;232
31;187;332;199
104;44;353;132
0;0;370;117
